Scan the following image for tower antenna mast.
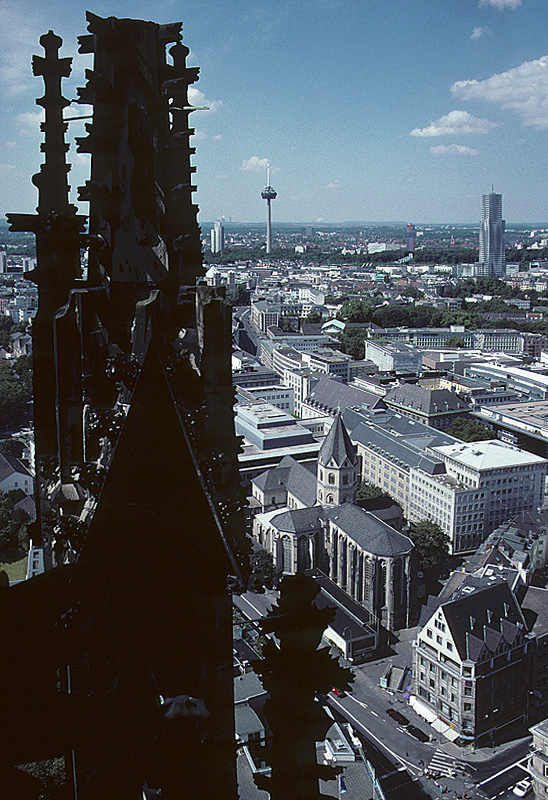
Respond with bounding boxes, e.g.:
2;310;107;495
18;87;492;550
261;160;277;255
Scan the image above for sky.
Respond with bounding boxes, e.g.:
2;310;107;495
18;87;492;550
2;0;548;225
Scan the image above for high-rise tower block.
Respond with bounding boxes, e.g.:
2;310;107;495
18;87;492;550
479;191;505;276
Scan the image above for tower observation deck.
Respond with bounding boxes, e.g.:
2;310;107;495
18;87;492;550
261;162;277;254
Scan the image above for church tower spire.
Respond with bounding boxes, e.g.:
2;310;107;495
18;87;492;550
317;413;358;506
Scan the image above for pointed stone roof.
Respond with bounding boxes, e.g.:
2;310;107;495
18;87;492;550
318;413;357;468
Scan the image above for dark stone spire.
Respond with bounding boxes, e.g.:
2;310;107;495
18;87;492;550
318;412;357;468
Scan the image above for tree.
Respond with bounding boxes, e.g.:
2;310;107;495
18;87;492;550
447;418;493;442
250;547;275;588
356;481;391;502
445;335;466;348
0;360;32;429
0;439;25;459
0;489;30;557
304;309;322;323
337;298;373;323
336;328;367;360
408;520;449;572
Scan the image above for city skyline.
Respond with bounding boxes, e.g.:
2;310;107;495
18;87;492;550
2;1;548;224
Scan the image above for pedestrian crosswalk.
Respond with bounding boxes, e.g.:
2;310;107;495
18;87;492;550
426;749;460;778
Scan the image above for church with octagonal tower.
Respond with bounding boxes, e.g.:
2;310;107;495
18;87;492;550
251;413;416;631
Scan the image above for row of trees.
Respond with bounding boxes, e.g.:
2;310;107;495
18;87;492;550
0;489;30;558
0;355;33;429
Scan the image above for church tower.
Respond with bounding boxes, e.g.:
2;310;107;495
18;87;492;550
317;413;359;506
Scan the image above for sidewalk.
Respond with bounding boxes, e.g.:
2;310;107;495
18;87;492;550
353;624;531;764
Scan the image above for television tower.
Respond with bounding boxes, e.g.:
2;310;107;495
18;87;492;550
261;161;277;254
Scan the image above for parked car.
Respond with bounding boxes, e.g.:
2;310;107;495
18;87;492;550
386;708;409;726
407;724;430;742
331;686;346;698
512;778;532;797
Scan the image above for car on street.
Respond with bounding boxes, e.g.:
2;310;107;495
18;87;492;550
331;687;346;698
407;724;430;742
386;708;409;726
512;778;532;797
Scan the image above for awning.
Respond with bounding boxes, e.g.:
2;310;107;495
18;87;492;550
409;696;437;724
432;719;446;733
444;728;459;742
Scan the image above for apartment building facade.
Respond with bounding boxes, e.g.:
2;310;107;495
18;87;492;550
413;581;533;745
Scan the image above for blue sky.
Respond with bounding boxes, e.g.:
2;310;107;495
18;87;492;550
2;0;548;224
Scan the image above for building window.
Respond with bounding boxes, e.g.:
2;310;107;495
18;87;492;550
342;474;348;485
328;473;335;485
282;537;292;573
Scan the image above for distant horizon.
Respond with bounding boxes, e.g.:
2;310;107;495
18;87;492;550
3;218;548;233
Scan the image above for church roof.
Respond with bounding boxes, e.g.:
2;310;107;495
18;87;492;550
252;455;317;508
318;413;357;468
322;504;413;557
268;506;324;534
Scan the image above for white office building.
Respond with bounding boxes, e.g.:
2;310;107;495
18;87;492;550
408;440;547;554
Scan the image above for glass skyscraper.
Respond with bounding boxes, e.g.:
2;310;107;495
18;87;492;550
479;191;505;276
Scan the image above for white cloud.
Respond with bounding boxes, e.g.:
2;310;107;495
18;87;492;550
471;26;491;40
0;163;16;175
410;109;498;137
452;55;548;129
188;87;223;113
430;144;479;155
213;134;223;141
4;141;16;148
241;156;269;173
0;5;40;97
16;110;44;131
71;152;91;167
479;0;521;9
326;180;340;190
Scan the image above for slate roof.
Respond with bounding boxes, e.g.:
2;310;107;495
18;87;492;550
521;586;548;637
318;413;358;468
438;582;527;662
234;672;266;704
343;407;459;449
350;421;446;475
235;705;264;738
304;376;378;414
268;506;323;534
283;457;318;507
252;455;317;507
0;453;32;483
322;504;413;557
384;384;468;416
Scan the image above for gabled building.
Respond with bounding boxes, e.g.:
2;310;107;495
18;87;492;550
0;452;33;495
383;384;469;430
413;581;533;745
